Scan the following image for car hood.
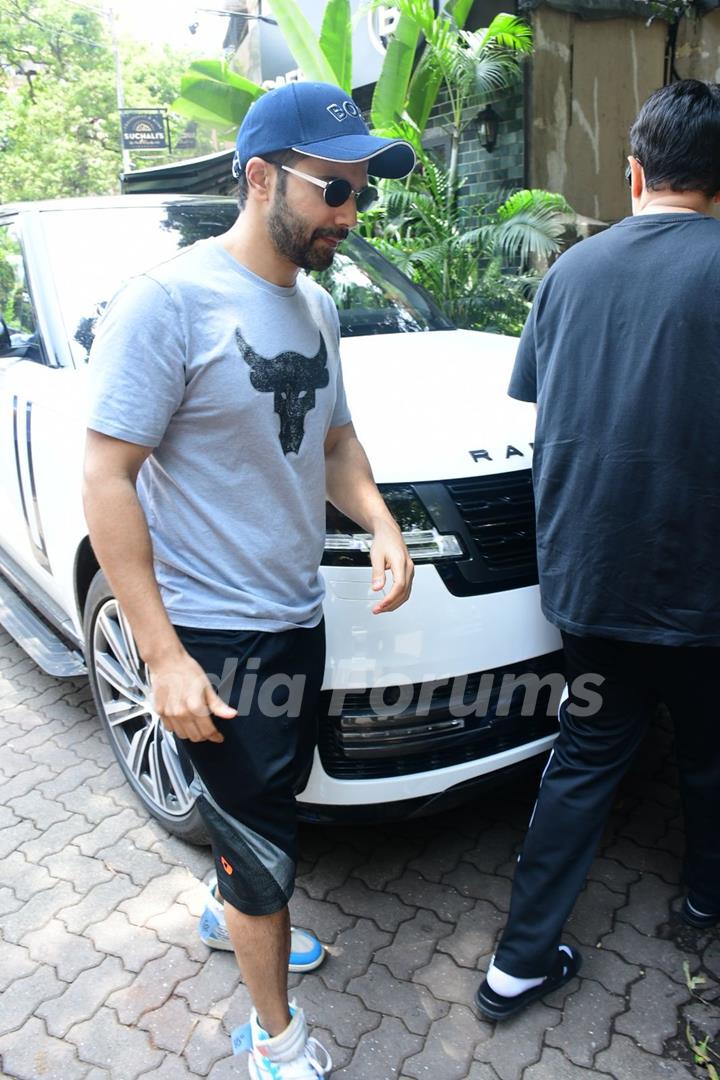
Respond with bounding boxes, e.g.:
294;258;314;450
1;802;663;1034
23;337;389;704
339;328;536;483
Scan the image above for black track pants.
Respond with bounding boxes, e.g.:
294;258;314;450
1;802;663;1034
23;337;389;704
173;620;325;916
493;632;720;978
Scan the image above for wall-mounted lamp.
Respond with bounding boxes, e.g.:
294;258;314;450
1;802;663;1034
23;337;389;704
476;104;500;153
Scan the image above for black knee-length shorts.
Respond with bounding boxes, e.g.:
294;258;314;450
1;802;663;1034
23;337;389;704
173;620;325;916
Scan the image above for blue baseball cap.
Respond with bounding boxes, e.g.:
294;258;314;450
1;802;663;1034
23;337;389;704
233;81;416;180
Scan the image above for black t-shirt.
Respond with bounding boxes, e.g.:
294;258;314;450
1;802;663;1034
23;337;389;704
509;212;720;645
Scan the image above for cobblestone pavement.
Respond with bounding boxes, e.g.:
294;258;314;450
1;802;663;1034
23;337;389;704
1;626;719;1080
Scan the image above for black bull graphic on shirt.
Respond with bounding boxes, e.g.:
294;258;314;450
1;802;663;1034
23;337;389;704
235;328;330;455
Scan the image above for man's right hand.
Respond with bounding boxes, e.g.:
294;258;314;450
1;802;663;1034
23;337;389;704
150;651;237;744
83;432;236;745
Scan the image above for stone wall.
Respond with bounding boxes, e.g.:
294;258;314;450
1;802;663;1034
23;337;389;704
676;8;720;79
527;7;720;223
527;10;666;222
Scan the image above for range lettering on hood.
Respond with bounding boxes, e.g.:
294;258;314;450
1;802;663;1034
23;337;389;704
469;443;534;463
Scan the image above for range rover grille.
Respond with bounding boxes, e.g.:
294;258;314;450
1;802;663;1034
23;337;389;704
445;471;537;575
318;650;562;779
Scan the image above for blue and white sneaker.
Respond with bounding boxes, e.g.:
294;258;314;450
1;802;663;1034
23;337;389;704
232;1001;332;1078
199;876;326;973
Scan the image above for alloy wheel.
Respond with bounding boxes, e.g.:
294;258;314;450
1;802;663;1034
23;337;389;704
92;598;194;818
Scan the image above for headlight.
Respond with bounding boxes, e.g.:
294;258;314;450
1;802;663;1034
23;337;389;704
323;485;464;565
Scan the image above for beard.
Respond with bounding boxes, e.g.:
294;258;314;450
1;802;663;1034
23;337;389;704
268;188;348;271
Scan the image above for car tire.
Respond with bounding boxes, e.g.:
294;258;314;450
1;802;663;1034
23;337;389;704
83;569;209;844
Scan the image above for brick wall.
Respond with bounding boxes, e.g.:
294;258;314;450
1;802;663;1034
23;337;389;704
422;81;526;219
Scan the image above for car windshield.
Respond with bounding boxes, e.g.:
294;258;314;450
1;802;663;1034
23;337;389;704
314;241;453;337
39;201;453;364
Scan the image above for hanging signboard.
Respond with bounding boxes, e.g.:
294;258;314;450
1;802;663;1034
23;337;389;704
120;110;169;152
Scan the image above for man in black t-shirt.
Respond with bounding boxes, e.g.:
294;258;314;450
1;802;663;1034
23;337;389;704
475;79;720;1021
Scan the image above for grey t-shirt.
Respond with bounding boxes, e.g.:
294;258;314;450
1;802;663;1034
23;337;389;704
509;212;720;645
88;237;352;631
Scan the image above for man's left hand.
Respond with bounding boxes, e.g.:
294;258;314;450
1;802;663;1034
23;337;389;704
369;522;414;613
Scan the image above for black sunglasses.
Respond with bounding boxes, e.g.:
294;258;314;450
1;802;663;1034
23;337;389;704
280;164;378;212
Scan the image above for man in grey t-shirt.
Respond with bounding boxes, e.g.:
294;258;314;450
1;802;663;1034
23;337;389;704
84;82;416;1078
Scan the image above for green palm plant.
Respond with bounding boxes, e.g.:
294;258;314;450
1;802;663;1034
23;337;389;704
171;61;265;135
371;5;534;193
363;155;573;335
171;0;352;134
371;0;473;139
171;0;531;188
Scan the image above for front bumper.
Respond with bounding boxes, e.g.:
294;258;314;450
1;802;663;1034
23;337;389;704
297;644;563;817
306;539;563;818
297;748;550;824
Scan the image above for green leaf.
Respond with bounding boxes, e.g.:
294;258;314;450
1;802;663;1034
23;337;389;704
468;55;521;99
490;199;569;263
444;0;477;34
269;0;338;83
170;95;237;131
498;188;572;220
478;12;534;54
319;0;353;92
171;61;263;132
371;7;421;130
179;61;265;102
406;0;476;132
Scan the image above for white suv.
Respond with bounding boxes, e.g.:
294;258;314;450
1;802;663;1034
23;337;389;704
0;195;561;840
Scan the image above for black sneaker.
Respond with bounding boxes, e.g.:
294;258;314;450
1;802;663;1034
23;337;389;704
681;897;720;929
474;945;582;1022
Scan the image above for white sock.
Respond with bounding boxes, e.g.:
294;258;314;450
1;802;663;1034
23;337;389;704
486;963;544;997
254;1004;306;1061
486;946;572;998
